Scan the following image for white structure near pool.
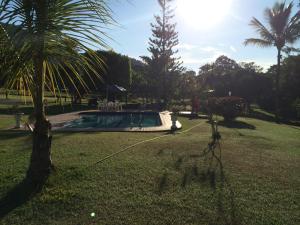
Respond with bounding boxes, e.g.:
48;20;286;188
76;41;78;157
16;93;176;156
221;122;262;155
50;111;182;132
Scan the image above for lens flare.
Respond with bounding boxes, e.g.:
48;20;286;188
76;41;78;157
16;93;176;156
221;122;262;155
177;0;233;30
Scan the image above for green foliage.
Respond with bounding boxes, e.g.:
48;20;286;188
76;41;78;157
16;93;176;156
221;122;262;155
176;70;199;100
75;50;132;96
130;58;149;98
97;50;131;89
0;0;114;105
143;0;183;104
208;97;246;121
199;56;271;106
267;55;300;117
292;98;300;118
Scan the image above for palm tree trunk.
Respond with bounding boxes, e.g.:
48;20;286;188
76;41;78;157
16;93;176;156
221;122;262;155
275;49;281;122
27;43;53;184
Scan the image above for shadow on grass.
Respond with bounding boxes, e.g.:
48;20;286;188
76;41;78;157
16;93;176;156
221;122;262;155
218;120;256;130
179;151;239;225
45;104;94;116
0;105;33;115
0;131;31;141
0;103;94;116
0;178;44;219
157;130;241;224
157;173;168;195
246;109;300;127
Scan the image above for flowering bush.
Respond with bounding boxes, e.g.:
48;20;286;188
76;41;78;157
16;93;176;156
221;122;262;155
208;96;246;121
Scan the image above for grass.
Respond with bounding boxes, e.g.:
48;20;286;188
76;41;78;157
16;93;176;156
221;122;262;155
0;112;299;225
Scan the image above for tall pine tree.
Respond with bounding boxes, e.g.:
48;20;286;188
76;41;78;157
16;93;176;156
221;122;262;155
143;0;182;106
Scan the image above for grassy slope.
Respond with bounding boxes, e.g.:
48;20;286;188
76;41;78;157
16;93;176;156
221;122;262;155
0;116;299;225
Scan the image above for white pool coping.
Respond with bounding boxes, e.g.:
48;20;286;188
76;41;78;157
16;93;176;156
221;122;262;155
50;110;182;132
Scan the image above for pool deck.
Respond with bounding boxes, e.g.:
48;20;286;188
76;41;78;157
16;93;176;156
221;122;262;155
50;110;182;132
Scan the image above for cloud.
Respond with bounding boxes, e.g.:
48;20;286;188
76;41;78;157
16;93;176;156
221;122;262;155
230;46;237;52
178;43;227;56
177;43;198;50
179;44;230;70
199;46;219;52
176;42;233;70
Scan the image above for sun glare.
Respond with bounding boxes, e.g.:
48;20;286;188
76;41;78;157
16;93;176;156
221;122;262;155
177;0;233;30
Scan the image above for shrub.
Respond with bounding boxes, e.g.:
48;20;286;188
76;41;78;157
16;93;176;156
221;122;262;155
292;98;300;119
208;96;246;121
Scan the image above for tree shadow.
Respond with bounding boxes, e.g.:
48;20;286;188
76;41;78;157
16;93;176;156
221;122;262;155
246;110;300;127
217;120;256;130
207;154;239;225
0;105;33;115
246;109;275;122
157;121;241;224
177;146;240;225
45;104;94;116
0;103;94;116
0;131;30;140
157;173;168;195
0;178;44;219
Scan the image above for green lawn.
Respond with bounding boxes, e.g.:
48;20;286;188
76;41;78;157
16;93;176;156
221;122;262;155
0;114;299;225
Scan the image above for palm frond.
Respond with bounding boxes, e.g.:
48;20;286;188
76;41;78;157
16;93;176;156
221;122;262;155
0;0;115;104
265;2;293;36
249;17;275;43
284;9;300;43
282;46;300;54
244;38;273;47
246;1;300;51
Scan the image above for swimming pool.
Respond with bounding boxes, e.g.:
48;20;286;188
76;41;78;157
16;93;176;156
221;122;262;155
63;111;162;129
51;111;182;132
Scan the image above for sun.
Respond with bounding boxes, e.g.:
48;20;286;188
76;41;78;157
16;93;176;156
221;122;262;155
176;0;233;30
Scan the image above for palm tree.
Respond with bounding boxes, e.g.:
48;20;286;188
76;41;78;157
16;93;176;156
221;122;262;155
0;0;114;183
244;1;300;122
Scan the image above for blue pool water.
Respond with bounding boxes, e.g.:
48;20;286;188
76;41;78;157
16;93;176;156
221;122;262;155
64;112;162;129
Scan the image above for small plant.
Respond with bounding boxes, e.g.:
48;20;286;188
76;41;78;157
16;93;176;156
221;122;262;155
208;97;246;121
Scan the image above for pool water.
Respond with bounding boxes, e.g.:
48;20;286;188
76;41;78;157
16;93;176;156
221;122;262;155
64;112;162;129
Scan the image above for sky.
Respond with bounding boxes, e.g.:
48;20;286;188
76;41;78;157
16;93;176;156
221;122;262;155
104;0;300;72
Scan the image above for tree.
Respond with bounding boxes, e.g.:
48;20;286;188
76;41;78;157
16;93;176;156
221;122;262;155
0;0;114;183
268;55;300;117
198;56;272;108
144;0;183;106
199;56;240;97
177;70;198;101
96;50;132;90
130;58;149;101
244;1;300;121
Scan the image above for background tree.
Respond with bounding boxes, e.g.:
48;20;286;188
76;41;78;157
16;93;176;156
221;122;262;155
176;70;198;101
91;51;131;90
0;0;114;183
144;0;183;106
244;1;300;121
198;55;272;110
199;56;240;97
267;55;300;118
82;50;132;94
130;58;149;101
